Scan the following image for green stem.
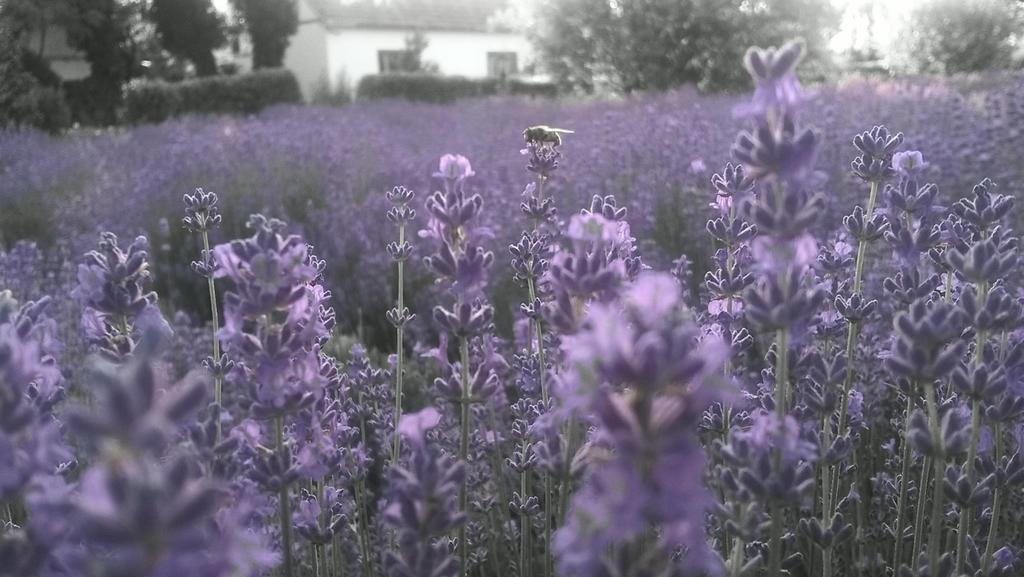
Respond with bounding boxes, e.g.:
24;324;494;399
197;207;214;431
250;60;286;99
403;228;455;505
822;417;833;577
775;328;789;416
728;537;746;577
354;479;374;577
924;383;944;571
853;446;869;576
955;398;981;574
458;337;471;577
982;423;1003;572
720;410;733;558
768;327;789;577
835;180;876;434
520;467;530;577
558;418;580;525
527;173;548;404
892;390;915;569
486;507;504;577
543;473;553;577
723;201;737;378
201;231;223;442
853;181;878;295
825;181;880;562
527;275;548;404
275;416;294;577
769;501;783;577
911;456;931;566
485;405;513;545
837;180;879;438
957;284;988;574
392;224;406;462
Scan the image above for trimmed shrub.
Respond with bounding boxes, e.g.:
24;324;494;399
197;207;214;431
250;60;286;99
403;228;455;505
356;73;558;103
123;68;302;124
65;77;120;127
122;80;184;124
506;79;559;98
11;86;72;134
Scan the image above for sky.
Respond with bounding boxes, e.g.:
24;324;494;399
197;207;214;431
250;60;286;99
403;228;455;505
828;0;926;55
211;0;926;57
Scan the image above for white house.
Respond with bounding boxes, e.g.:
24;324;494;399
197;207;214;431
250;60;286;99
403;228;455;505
284;0;538;100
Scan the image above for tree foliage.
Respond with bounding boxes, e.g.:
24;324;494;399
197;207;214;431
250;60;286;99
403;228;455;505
0;22;71;133
61;0;148;124
533;0;837;93
230;0;298;69
894;0;1021;74
151;0;225;76
0;0;69;45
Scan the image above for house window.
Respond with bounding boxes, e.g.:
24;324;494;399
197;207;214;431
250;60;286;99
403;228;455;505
487;52;518;78
378;50;416;73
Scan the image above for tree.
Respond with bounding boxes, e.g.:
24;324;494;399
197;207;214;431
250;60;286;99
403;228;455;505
62;0;148;124
533;0;837;93
0;22;71;134
892;0;1021;74
151;0;225;76
0;0;70;52
231;0;298;69
400;31;439;73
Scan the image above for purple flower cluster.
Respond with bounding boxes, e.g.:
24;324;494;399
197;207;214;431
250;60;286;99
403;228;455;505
556;273;727;576
71;232;169;360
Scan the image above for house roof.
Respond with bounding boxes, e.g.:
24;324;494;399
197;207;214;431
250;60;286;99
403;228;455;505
304;0;514;33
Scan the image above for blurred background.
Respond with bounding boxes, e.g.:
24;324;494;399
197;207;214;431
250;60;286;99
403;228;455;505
2;0;1024;129
2;0;1024;359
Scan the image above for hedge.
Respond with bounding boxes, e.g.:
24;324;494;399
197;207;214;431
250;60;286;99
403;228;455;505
124;68;302;124
9;86;72;134
356;73;558;103
64;77;121;126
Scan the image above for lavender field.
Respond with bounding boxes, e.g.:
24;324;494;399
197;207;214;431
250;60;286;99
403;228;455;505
3;40;1024;577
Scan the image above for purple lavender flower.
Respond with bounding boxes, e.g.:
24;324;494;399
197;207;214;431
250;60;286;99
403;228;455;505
385;407;466;577
60;333;273;577
892;150;928;180
435;154;475;182
0;293;70;502
851;125;904;183
182;188;222;234
735;39;813;119
556;273;728;576
71;232;167;360
732;114;819;183
213;215;328;417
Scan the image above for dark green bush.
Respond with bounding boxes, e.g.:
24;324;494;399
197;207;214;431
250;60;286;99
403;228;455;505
11;86;72;134
123;68;302;124
19;50;62;88
122;80;183;124
64;77;119;126
506;79;559;98
356;73;558;103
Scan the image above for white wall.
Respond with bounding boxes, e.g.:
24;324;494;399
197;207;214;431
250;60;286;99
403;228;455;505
283;0;329;100
325;28;536;95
